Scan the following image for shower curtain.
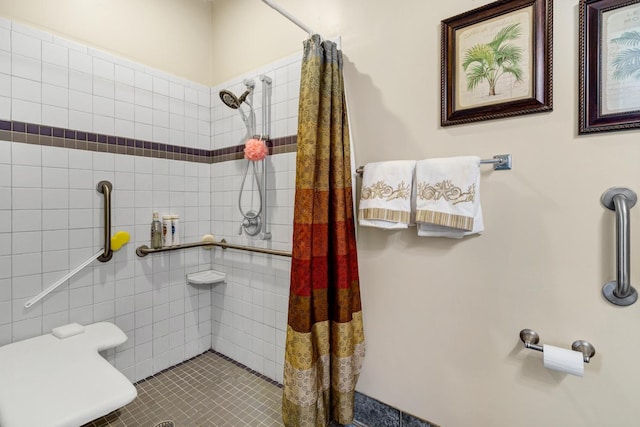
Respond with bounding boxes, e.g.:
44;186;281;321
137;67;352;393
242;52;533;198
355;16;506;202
282;35;365;427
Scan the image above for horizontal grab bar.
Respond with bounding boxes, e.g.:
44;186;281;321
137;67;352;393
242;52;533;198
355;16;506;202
136;238;292;258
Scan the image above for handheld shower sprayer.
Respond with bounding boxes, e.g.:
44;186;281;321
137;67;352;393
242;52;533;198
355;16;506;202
219;89;248;109
219;80;256;139
219;79;255;109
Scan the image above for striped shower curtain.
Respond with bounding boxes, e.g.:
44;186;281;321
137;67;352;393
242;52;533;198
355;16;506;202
282;35;365;427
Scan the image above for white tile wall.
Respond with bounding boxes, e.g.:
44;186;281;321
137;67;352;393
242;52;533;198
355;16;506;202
1;19;302;385
1;136;213;382
210;52;302;150
207;55;301;383
209;155;296;383
0;20;216;383
3;21;210;149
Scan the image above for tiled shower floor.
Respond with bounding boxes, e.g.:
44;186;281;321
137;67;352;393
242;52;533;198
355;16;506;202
84;351;283;427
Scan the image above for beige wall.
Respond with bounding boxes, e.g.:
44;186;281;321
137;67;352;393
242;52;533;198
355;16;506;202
209;0;303;84
0;0;214;85
233;1;640;426
5;0;640;425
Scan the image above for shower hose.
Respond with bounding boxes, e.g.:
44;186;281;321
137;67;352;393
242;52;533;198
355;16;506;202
238;160;263;236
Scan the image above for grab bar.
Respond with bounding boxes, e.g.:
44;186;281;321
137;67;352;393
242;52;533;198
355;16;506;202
136;238;292;258
601;187;638;306
25;181;120;308
97;181;113;262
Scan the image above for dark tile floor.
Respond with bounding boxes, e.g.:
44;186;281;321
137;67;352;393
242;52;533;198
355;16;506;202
84;351;283;427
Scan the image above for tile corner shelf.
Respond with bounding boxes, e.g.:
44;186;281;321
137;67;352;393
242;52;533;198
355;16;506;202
187;270;226;285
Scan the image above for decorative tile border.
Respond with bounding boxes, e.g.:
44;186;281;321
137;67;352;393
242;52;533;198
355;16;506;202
0;120;297;164
210;134;298;163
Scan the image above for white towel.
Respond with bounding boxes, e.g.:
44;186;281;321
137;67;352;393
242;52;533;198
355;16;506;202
358;160;416;229
415;156;483;238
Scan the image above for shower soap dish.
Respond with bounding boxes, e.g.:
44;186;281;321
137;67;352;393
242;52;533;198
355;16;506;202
187;270;226;285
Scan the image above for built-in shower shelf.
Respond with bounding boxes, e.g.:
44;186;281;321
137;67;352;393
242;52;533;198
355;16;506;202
187;270;227;285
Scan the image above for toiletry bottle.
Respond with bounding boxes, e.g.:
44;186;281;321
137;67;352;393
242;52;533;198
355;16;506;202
151;212;162;249
162;215;172;247
171;215;180;246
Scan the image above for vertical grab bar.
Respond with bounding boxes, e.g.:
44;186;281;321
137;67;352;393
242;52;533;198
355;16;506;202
97;181;113;262
602;187;637;306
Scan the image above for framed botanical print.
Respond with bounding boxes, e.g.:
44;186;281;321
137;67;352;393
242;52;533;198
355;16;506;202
441;0;553;126
580;0;640;134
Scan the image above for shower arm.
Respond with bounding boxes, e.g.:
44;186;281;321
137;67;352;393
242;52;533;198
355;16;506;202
602;187;638;306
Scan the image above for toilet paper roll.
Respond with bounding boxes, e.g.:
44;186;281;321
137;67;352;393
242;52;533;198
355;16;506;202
543;344;584;377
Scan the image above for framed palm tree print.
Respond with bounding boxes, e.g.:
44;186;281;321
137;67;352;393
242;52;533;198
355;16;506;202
441;0;553;126
579;0;640;134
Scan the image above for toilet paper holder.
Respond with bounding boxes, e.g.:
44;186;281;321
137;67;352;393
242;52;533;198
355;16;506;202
519;329;596;363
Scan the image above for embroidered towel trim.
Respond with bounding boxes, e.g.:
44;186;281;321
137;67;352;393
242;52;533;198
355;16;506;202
417;206;484;238
415;156;480;232
414;185;476;231
359;206;411;224
358;160;416;229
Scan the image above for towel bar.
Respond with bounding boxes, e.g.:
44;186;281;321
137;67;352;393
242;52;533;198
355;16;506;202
355;154;512;176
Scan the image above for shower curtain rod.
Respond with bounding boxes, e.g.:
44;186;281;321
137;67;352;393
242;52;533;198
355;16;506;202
261;0;315;35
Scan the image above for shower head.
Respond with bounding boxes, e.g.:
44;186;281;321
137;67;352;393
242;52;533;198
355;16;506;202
219;90;243;109
219;80;254;109
220;80;256;138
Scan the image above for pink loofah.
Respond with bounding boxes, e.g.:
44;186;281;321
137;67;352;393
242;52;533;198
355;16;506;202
244;138;269;161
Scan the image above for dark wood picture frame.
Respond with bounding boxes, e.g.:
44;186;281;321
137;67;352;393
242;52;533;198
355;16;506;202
441;0;553;127
579;0;640;134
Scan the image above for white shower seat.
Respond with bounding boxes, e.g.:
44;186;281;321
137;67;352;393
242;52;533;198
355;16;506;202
0;322;137;427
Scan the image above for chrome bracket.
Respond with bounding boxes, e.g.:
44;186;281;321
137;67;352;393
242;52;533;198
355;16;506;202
602;187;637;211
493;154;512;170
